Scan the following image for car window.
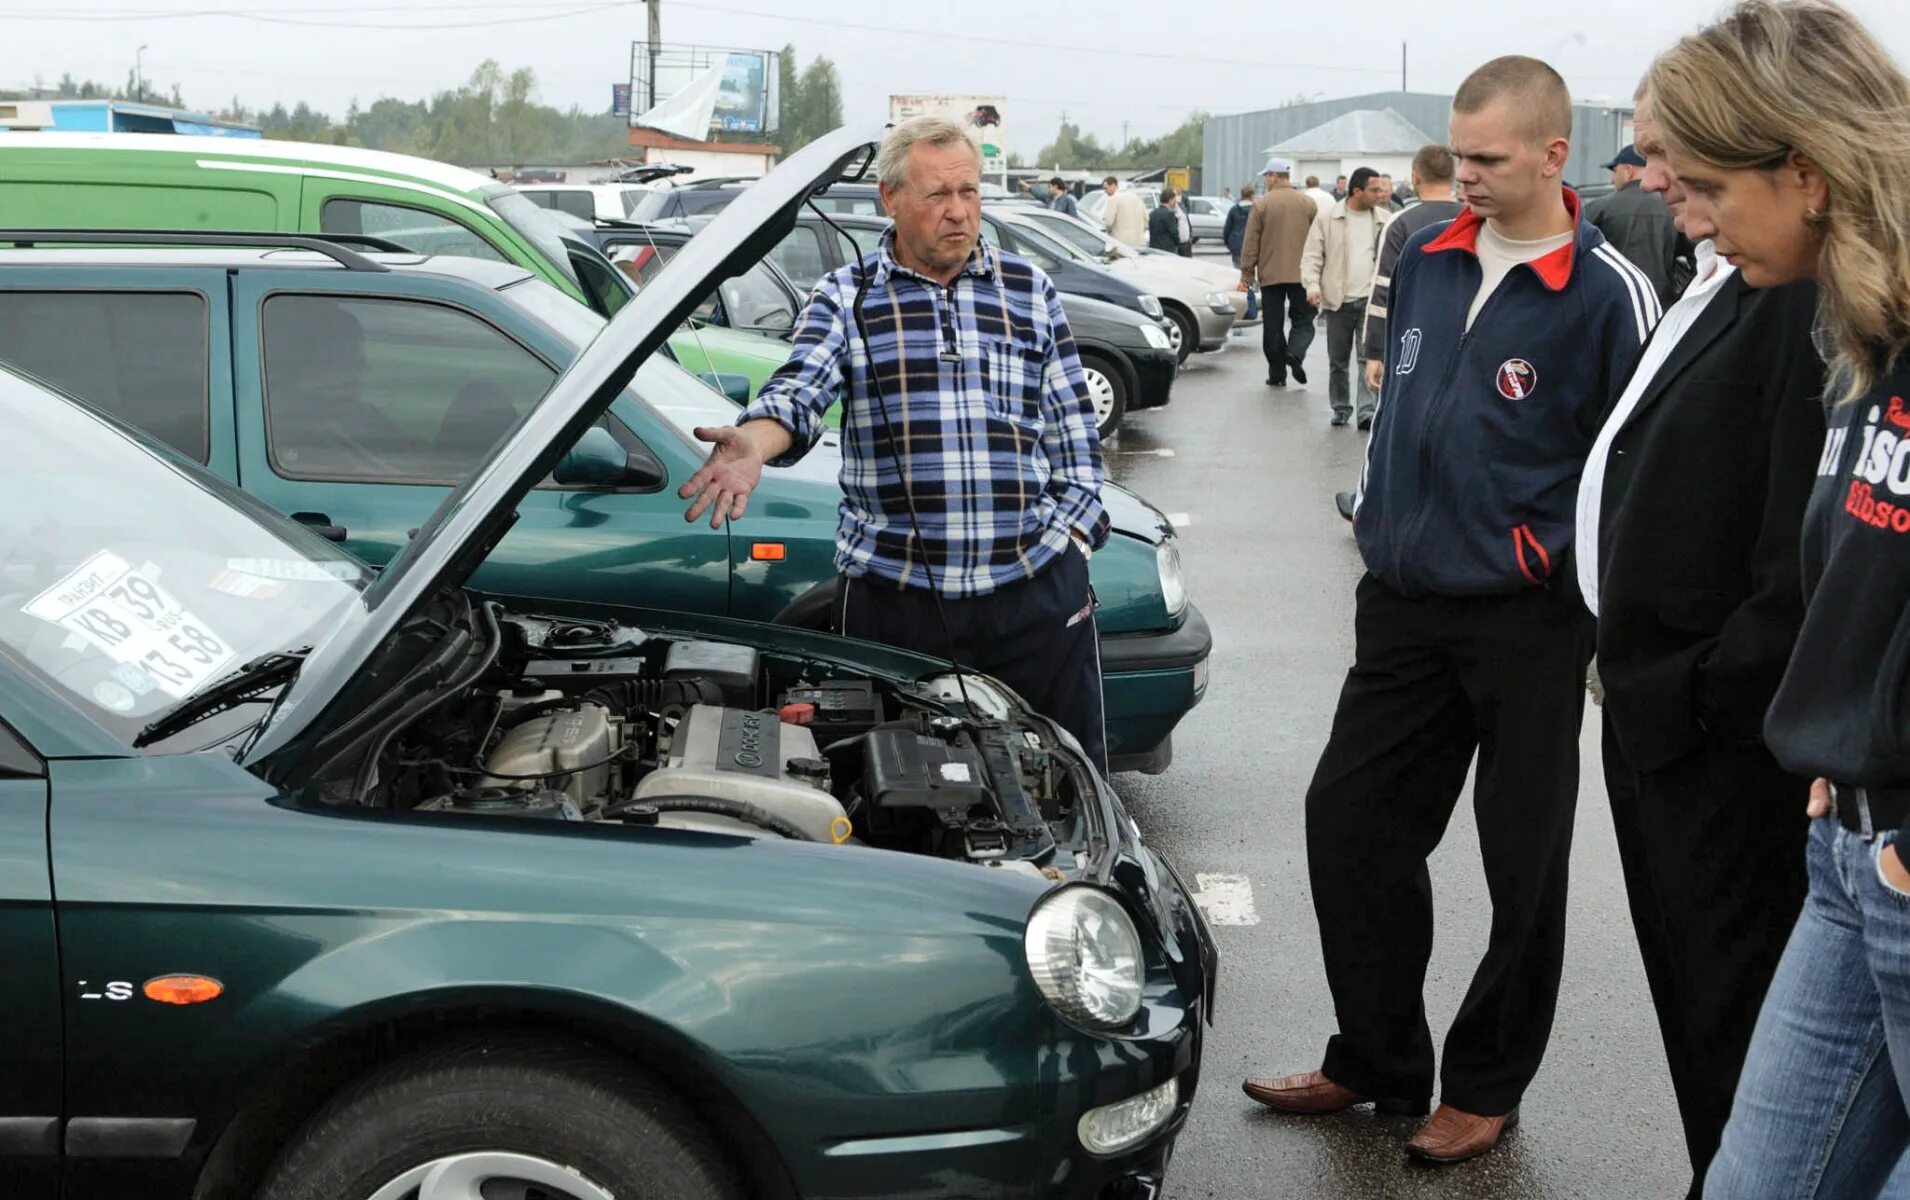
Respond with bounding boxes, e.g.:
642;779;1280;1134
262;294;556;484
0;291;209;462
570;249;632;316
720;263;797;335
1027;212;1114;258
620;189;648;218
769;227;831;288
1006;219;1093;264
604;240;680;289
321;199;508;263
522;190;595;221
809;194;884;216
838;223;884;258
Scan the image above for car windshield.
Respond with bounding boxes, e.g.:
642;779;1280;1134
487;189;584;288
1004;217;1093;265
0;367;370;741
502;280;741;445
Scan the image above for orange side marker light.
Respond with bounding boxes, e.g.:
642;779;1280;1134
751;543;786;561
144;975;224;1005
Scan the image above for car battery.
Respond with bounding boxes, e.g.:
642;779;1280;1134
777;680;884;748
863;727;991;813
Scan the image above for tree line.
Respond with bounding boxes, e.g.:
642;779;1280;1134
1026;113;1207;172
8;45;846;168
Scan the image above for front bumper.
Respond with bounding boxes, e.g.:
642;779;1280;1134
1193;302;1237;352
1102;605;1211;772
1126;347;1177;411
794;838;1214;1200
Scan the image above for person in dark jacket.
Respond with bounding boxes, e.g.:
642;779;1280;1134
1586;144;1693;309
1046;177;1078;218
1648;5;1910;1195
1148;188;1182;253
1224;183;1259;320
1576;84;1821;1200
1242;56;1655;1165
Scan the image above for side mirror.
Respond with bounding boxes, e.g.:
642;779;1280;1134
699;371;755;404
554;426;634;487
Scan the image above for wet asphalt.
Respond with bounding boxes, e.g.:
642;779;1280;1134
1105;297;1687;1200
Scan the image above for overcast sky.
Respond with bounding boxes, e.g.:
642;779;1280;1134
6;0;1910;156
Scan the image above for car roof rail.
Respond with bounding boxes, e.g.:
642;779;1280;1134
0;229;395;272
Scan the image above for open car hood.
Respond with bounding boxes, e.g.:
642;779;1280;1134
242;123;885;768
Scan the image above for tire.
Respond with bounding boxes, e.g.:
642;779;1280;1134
1078;352;1129;441
255;1038;745;1200
1161;304;1196;364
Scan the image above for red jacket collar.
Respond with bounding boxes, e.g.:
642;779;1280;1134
1421;187;1582;292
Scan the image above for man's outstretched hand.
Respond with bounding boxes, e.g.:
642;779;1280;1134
679;425;766;528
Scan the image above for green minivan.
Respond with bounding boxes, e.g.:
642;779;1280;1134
0;131;638;316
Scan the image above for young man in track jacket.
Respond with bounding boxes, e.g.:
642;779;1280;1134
1242;56;1659;1164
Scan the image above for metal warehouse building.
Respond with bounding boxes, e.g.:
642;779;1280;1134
1203;91;1633;198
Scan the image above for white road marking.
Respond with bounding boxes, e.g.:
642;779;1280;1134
1191;873;1260;926
1110;447;1176;458
1165;512;1192;528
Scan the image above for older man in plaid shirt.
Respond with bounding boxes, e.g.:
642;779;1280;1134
679;116;1112;768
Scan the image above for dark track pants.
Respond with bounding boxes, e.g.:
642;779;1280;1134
839;546;1107;772
1602;715;1809;1199
1307;573;1593;1115
1260;282;1316;385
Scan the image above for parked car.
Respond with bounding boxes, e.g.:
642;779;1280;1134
780;211;1179;439
987;205;1237;362
0;128;1213;1200
1011;203;1249;320
1080;185;1162;228
514;181;654;222
1182;195;1229;244
0;225;1207;773
0;132;634;318
627;177;759;222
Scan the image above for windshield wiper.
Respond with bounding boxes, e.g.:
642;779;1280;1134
133;648;311;749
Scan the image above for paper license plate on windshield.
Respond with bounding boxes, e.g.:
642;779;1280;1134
25;550;236;699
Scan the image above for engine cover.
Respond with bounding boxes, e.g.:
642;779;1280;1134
481;705;620;808
636;705;848;842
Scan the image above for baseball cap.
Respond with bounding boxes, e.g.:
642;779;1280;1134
1601;144;1647;170
1261;156;1293;176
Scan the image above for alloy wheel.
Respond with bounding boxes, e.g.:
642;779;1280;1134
367;1152;616;1200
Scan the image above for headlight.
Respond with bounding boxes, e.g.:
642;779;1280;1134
1137;294;1164;318
1157;540;1187;617
1079;1076;1180;1155
1139;323;1171;351
1205;290;1234;313
1025;886;1144;1029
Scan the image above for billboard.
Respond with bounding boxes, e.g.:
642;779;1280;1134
611;83;631;117
888;94;1007;176
630;44;779;138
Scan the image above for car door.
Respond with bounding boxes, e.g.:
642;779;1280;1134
226;271;732;614
0;268;239;483
0;719;60;1199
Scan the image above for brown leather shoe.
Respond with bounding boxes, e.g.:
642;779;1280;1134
1242;1070;1428;1116
1405;1103;1520;1163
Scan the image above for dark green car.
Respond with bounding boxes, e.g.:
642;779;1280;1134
0;247;1209;777
0;126;1212;1199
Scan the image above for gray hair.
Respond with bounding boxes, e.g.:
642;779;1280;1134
875;116;981;189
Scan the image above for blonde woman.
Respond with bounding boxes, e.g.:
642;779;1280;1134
1648;2;1910;1195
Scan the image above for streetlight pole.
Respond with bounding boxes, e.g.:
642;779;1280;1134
135;44;148;101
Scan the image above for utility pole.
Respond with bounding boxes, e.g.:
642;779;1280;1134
1121;119;1129;147
1401;42;1408;93
645;0;661;110
135;44;148;102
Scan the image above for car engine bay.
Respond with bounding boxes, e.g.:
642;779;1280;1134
336;607;1100;877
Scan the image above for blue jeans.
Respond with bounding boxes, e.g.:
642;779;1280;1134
1706;817;1910;1197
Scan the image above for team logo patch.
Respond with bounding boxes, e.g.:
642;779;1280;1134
1495;358;1537;400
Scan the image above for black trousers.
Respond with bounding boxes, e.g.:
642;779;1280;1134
839;546;1107;772
1260;282;1317;384
1602;715;1808;1199
1308;574;1593;1115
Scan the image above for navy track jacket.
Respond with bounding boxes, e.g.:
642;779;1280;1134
1354;193;1658;597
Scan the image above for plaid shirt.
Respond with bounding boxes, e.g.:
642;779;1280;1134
739;229;1109;597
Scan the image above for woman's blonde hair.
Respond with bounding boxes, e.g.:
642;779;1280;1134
1648;0;1910;399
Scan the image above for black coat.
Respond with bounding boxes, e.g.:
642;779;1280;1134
1594;275;1825;772
1586;181;1692;310
1148;204;1181;253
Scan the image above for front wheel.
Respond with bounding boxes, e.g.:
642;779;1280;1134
1079;351;1130;441
256;1039;744;1200
1162;305;1197;364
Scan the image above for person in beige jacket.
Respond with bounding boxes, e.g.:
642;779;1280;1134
1302;167;1395;426
1099;176;1149;246
1239;156;1321;387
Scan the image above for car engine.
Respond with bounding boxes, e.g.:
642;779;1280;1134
364;611;1088;872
